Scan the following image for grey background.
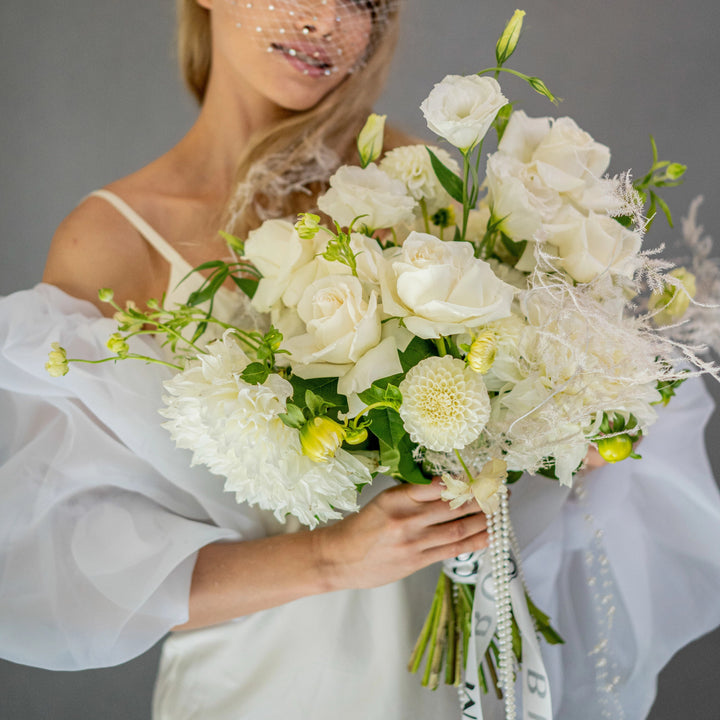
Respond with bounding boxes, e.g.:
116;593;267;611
0;0;718;718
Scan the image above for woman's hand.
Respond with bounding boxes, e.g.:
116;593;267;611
178;478;487;630
314;477;488;591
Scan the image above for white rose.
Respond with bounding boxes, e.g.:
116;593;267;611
283;274;381;367
485;153;563;242
244;220;315;312
545;207;642;283
420;74;508;151
379;232;515;338
281;275;403;394
317;163;417;230
379;145;460;214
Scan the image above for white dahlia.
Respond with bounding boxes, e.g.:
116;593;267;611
160;332;368;528
398;355;491;452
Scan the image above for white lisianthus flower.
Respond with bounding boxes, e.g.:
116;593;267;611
379;145;460;214
317;163;417;230
244;219;315;313
160;332;368;527
545;207;642;283
420;74;508;151
440;458;508;514
493;111;626;219
498;111;552;163
485;153;563;242
398;355;491;452
532;116;611;184
379;232;515;338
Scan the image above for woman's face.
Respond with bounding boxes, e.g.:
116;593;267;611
200;0;375;112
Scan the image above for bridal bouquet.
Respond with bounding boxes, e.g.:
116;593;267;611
49;10;719;720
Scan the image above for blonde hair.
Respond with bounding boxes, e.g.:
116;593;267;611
176;0;401;237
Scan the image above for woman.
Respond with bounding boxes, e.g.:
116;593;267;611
2;2;720;719
1;1;486;717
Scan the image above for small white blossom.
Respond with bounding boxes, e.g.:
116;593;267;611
379;145;460;214
440;458;508;514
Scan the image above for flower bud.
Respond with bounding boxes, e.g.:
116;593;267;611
431;205;456;229
649;267;697;325
528;76;558;104
496;9;525;66
98;288;114;303
113;300;144;332
596;434;633;463
45;342;69;377
467;330;497;374
665;163;687;181
106;333;130;357
357;113;386;168
344;426;368;446
294;213;322;240
299;416;346;462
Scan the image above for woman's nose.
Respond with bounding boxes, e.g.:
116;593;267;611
295;0;339;39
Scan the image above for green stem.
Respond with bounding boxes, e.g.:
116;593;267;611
428;574;451;690
433;336;448;357
348;400;397;427
409;571;445;674
68;355;183;371
454;448;475;482
461;150;471;242
420;198;431;234
476;66;530;81
445;578;457;685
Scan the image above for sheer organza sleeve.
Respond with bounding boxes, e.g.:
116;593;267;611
0;285;263;670
521;375;720;718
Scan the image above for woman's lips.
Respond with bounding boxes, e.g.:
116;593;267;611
271;42;334;77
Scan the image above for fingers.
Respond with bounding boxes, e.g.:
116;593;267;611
422;528;489;565
403;477;445;503
415;510;488;553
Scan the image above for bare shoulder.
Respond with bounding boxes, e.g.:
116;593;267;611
43;193;163;317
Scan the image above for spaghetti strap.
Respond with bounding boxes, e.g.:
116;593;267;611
87;189;192;271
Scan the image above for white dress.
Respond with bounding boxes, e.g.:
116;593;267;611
0;192;719;719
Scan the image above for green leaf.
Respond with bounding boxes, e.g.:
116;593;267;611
426;147;464;204
500;234;526;262
232;276;258;299
367;407;430;484
305;389;333;416
379;439;401;475
398;336;436;373
506;470;523;485
240;362;271;385
493;103;514;143
190;320;208;345
367;406;406;448
397;435;431;484
187;267;229;306
279;403;306;429
289;375;347;413
654;193;674;228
